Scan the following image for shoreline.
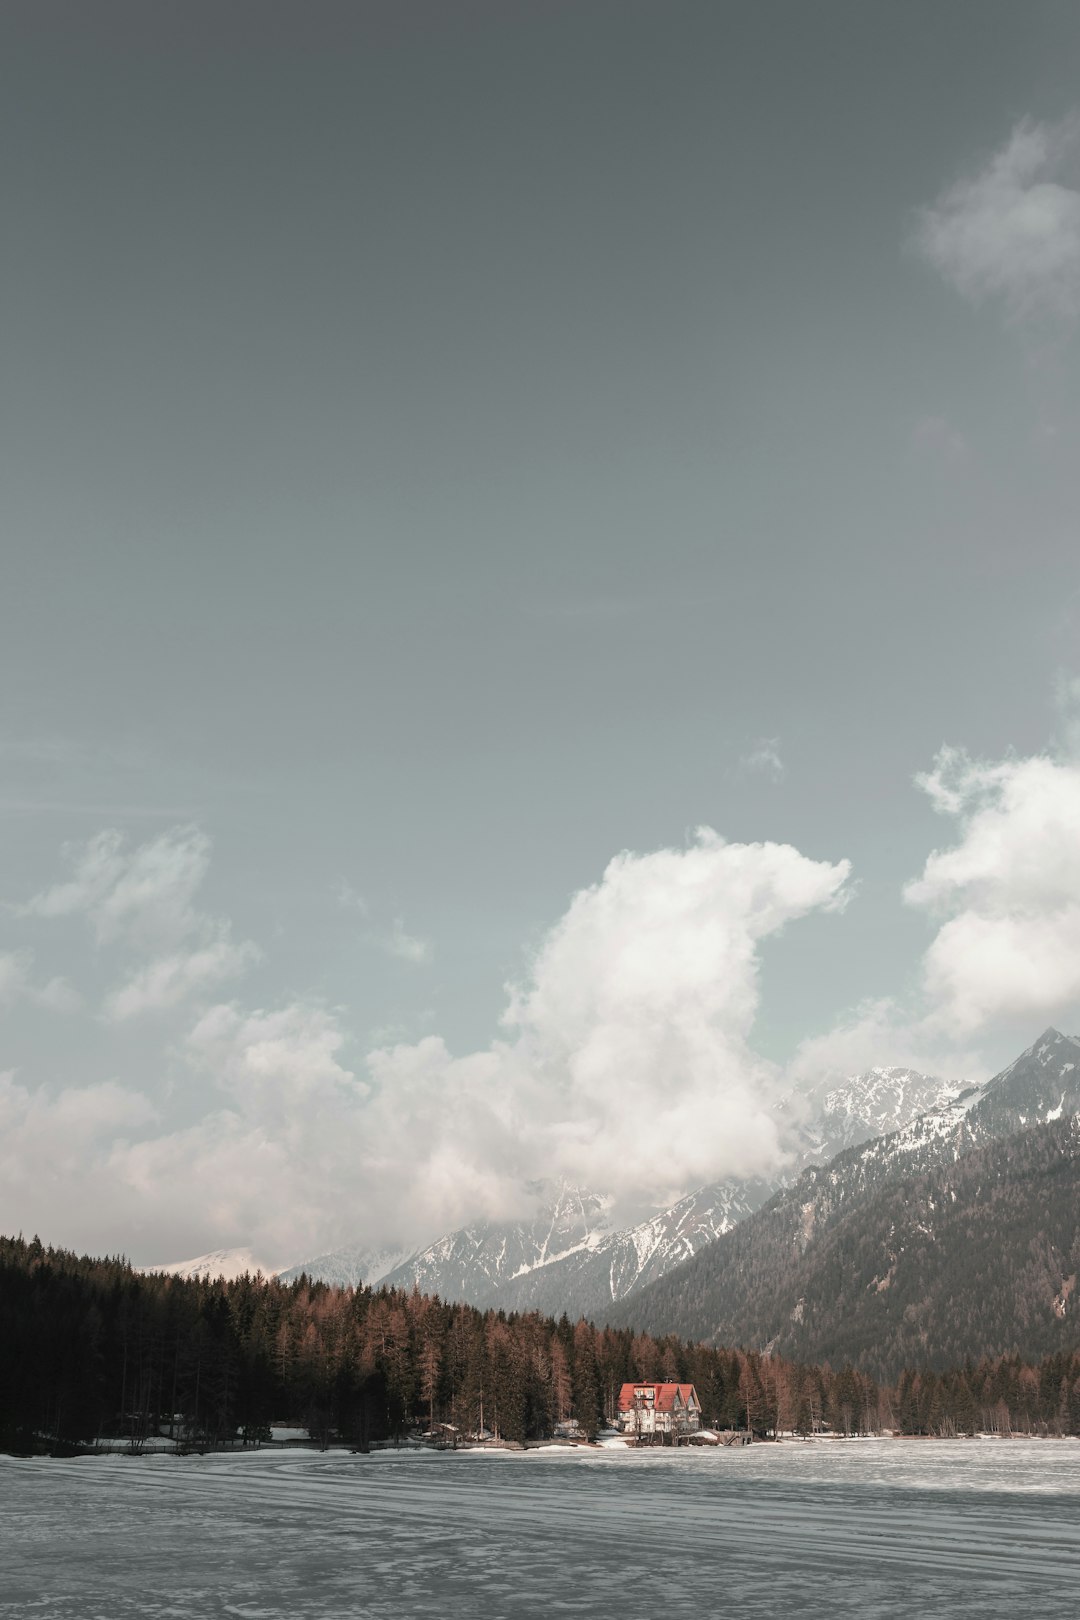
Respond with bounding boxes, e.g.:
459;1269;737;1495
8;1429;1080;1462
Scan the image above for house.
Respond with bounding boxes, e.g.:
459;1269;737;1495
616;1382;702;1441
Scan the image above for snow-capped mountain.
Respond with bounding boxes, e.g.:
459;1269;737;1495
610;1027;1080;1347
966;1025;1080;1135
277;1241;418;1290
377;1185;615;1308
159;1033;1080;1346
147;1247;280;1282
477;1067;957;1320
287;1060;954;1318
816;1027;1080;1206
475;1174;775;1321
801;1066;963;1161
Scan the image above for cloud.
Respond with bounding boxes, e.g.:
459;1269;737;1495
0;1073;158;1164
0;999;367;1265
12;745;1080;1261
187;1001;365;1112
0;828;852;1261
915;116;1080;322
383;918;432;964
785;995;977;1096
508;829;850;1197
0;950;82;1015
335;880;369;915
787;734;1080;1091
16;825;259;1021
336;881;430;964
0;951;37;1008
737;738;786;782
902;746;1080;1034
358;829;853;1234
17;825;212;948
102;938;261;1023
119;1000;370;1263
0;1071;161;1251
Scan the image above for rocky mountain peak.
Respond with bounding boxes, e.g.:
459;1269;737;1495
971;1026;1080;1131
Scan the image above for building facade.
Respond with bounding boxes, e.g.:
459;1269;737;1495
616;1382;702;1440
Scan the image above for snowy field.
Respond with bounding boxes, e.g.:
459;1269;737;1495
4;1438;1080;1618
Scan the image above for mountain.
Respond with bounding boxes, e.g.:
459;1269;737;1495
288;1062;953;1317
377;1185;616;1308
747;1114;1080;1375
147;1247;280;1282
477;1067;958;1320
798;1066;962;1160
964;1026;1080;1135
277;1241;418;1290
414;1174;776;1321
607;1028;1080;1370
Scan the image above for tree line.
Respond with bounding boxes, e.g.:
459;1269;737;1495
3;1235;1079;1454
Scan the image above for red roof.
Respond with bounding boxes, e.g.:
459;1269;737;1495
617;1381;698;1412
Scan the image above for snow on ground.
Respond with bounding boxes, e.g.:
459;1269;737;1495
3;1438;1080;1619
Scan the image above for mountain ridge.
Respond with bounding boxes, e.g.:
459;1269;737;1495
283;1063;958;1314
603;1027;1080;1367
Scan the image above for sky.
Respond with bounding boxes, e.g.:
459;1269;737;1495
2;1;1080;1268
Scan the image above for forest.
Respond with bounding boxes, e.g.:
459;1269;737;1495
3;1234;1080;1454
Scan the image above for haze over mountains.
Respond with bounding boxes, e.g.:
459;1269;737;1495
148;1030;1080;1375
150;1248;280;1284
275;1065;960;1314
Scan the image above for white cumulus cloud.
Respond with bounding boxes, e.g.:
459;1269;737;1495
361;829;853;1233
0;1071;161;1252
2;828;852;1262
187;1000;366;1114
0;1000;367;1265
915;116;1080;322
903;746;1080;1034
787;735;1080;1093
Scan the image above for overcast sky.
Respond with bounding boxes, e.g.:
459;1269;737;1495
2;1;1080;1268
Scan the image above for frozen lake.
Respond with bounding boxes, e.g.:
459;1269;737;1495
4;1438;1080;1618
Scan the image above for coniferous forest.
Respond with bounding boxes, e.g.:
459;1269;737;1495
4;1235;1080;1456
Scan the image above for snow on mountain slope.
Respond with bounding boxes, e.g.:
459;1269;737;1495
832;1028;1080;1198
149;1036;1080;1328
490;1069;955;1320
967;1027;1080;1135
486;1174;775;1320
147;1247;281;1282
607;1027;1080;1345
377;1185;614;1308
285;1062;954;1315
276;1242;419;1290
805;1067;963;1160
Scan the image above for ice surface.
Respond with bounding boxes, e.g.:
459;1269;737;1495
3;1438;1080;1618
